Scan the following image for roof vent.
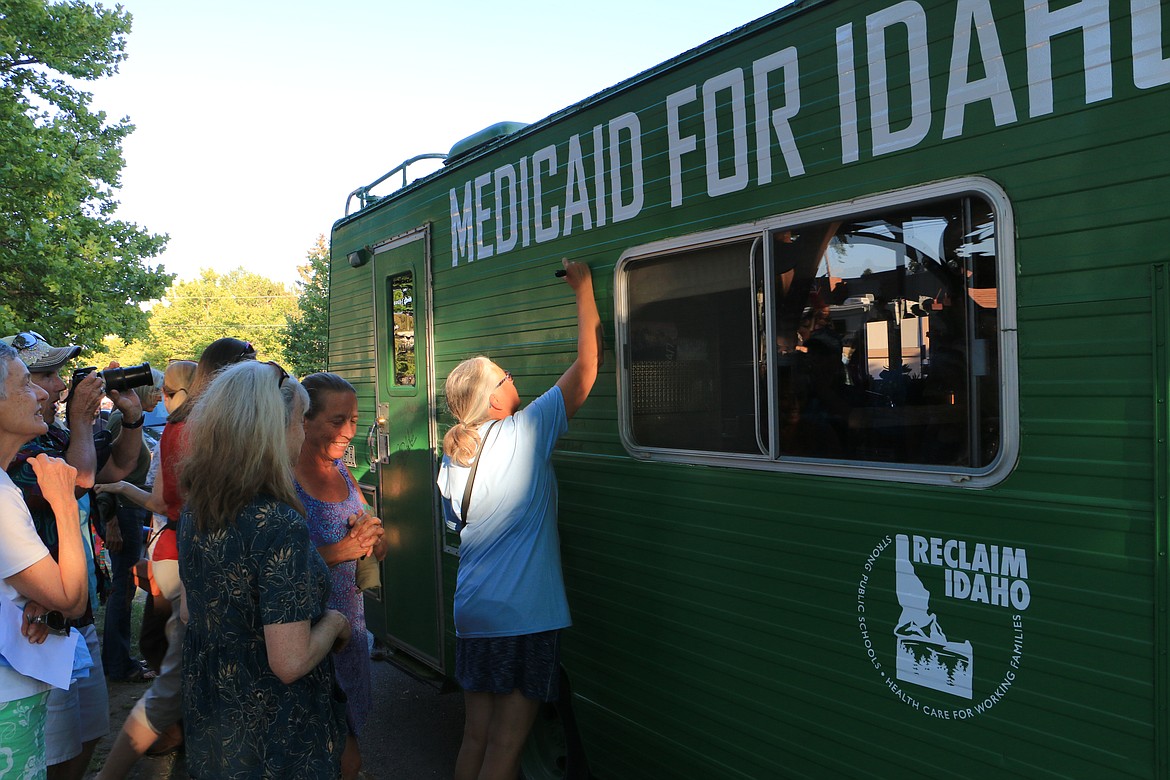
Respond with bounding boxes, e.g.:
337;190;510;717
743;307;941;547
445;122;527;164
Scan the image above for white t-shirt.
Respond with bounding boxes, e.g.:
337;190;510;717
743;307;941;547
0;469;53;701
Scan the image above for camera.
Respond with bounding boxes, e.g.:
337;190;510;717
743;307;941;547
71;362;154;394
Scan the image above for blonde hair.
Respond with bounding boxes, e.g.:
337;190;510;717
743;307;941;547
164;360;196;390
442;356;497;467
180;361;308;532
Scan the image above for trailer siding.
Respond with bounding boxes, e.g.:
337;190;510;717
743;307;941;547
331;0;1170;775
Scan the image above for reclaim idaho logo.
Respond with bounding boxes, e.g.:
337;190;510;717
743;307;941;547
857;533;1027;720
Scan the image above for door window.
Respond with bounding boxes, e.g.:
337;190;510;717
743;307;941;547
389;272;416;387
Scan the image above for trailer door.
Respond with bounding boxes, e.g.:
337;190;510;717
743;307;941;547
368;228;441;667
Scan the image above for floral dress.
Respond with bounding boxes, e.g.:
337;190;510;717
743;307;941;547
179;495;345;779
295;462;371;736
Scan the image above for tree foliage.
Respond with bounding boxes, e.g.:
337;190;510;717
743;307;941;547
0;0;171;350
140;268;295;366
280;235;329;377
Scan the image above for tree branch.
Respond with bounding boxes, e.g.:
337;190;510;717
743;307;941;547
0;56;42;72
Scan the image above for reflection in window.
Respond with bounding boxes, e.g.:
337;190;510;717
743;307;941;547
390;272;415;386
772;198;998;467
623;193;1001;473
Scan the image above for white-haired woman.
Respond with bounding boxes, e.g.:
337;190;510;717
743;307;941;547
437;259;601;780
179;360;350;778
0;342;89;777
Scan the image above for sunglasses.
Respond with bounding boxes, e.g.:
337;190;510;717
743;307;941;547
234;341;257;362
28;609;70;637
265;361;289;388
9;331;46;351
495;370;512;389
162;386;187;398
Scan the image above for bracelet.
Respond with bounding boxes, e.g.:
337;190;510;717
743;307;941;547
121;416;145;430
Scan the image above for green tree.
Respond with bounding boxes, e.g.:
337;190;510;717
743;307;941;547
0;0;171;350
280;235;329;377
142;268;296;366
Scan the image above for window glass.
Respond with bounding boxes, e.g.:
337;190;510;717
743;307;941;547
772;197;999;467
621;192;1002;475
626;240;763;454
389;272;415;386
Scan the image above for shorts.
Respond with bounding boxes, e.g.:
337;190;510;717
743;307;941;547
45;625;110;765
455;630;562;702
0;690;49;779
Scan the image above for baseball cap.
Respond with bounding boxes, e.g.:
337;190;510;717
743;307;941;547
1;331;82;372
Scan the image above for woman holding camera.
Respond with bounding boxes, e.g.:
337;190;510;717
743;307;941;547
0;342;89;777
180;360;350;777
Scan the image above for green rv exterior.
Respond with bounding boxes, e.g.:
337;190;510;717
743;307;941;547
328;0;1170;776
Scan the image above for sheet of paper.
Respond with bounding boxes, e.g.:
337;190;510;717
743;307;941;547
0;596;80;689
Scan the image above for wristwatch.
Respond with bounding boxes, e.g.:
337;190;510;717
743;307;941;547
121;415;146;429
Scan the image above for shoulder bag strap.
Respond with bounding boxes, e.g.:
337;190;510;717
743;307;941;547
459;421;499;532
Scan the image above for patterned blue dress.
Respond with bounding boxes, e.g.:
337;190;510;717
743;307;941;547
295;462;371;737
179;495;345;779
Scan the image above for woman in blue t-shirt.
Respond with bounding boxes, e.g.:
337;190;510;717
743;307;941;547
437;258;601;780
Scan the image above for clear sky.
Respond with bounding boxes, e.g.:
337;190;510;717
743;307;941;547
85;0;788;287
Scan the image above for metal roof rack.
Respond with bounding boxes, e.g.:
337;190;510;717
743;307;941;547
344;153;447;216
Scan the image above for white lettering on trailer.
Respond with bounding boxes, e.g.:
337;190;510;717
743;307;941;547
753;47;804;181
858;533;1027;719
518;156;532;249
450;182;474;265
608;112;644;223
835;22;860;164
866;1;932;156
563;134;593;236
666;85;698;208
942;0;1017;139
591;124;607;229
532;144;560;243
494;163;519;255
702;69;751;197
913;534;1030;610
1025;0;1112;117
1133;0;1170;89
448;0;1166;265
474;171;493;260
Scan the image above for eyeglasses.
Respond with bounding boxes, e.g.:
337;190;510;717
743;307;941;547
495;370;512;389
9;331;45;351
162;386;186;398
28;609;70;637
266;361;289;388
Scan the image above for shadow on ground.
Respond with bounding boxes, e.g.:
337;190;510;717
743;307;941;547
84;652;463;779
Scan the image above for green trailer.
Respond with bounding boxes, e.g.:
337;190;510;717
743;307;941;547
328;0;1170;776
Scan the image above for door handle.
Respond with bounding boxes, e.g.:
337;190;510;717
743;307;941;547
366;411;390;468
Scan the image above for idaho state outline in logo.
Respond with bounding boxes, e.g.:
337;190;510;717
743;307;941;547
857;533;1028;720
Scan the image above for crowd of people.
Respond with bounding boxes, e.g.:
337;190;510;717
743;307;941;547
0;258;600;779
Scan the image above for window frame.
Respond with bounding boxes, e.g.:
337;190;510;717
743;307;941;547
614;177;1019;488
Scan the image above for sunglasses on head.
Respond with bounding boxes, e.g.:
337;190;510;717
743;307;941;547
234;341;257;362
9;331;46;351
265;361;289;388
